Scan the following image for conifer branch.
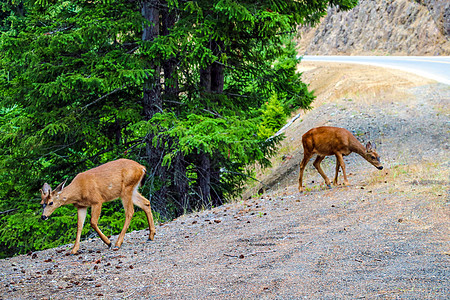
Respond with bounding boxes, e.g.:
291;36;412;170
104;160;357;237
0;209;17;215
81;84;130;111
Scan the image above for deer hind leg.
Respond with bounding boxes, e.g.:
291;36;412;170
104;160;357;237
72;207;87;254
335;153;349;186
115;188;135;249
313;155;331;189
132;191;156;241
90;203;112;247
298;151;313;193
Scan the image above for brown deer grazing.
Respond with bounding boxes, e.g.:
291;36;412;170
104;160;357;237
40;159;156;254
298;126;383;192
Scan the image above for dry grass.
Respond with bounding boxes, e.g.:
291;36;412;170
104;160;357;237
297;62;435;107
367;161;449;201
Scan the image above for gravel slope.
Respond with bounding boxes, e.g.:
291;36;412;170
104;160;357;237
1;63;448;300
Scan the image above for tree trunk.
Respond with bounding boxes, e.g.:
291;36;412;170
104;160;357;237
197;152;211;208
141;0;168;215
211;62;224;93
209;40;225;206
162;6;178;101
198;58;212;208
173;151;189;213
160;3;189;216
196;39;226;208
210;157;223;207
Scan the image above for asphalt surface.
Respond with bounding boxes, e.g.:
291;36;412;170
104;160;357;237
301;56;450;85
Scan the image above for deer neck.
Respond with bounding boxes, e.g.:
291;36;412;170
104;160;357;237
57;184;77;205
349;137;367;157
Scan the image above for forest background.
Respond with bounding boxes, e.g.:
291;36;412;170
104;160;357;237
0;0;358;258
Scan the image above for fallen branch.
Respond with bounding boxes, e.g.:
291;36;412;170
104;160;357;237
0;208;17;215
224;253;241;258
274;112;302;137
224;249;276;258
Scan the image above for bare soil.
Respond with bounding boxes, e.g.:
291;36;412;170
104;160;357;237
1;62;449;300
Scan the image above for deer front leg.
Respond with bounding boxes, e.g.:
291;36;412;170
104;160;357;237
313;155;331;189
115;191;135;249
72;207;87;254
335;153;349;186
298;152;312;192
90;203;112;247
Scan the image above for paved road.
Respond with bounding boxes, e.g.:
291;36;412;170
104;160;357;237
301;56;450;85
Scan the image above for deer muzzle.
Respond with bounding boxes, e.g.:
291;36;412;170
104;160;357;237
41;215;49;220
377;166;384;170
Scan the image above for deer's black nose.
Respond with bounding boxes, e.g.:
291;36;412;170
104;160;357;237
41;215;48;220
377;166;384;170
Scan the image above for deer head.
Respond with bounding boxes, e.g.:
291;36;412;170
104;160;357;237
364;142;383;170
40;180;67;220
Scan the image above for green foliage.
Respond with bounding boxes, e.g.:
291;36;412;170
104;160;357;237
258;94;286;140
0;0;357;257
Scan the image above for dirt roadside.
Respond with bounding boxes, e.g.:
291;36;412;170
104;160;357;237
0;62;449;299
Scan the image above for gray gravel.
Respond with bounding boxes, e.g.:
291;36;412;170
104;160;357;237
0;83;448;300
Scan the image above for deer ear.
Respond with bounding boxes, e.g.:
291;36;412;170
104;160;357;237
365;142;373;151
41;183;52;195
54;179;67;193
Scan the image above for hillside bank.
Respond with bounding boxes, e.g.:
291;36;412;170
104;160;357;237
298;0;450;55
1;63;448;299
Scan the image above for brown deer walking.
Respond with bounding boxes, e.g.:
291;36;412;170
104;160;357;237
40;159;156;254
298;126;383;192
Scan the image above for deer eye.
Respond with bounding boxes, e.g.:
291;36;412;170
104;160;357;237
371;156;376;160
49;202;54;206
